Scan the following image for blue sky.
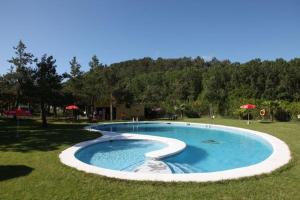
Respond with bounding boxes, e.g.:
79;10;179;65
0;0;299;74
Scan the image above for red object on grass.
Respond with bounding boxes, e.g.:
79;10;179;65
4;108;32;116
65;105;79;110
240;104;256;109
240;104;256;125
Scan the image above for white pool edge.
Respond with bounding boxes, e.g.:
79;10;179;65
59;121;291;182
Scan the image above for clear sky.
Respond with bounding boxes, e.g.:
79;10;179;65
0;0;299;74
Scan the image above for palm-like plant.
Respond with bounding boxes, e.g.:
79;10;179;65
174;103;186;118
262;100;280;121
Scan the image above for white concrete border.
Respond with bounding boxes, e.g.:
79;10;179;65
59;121;291;182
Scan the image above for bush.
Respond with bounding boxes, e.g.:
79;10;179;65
286;102;300;119
275;108;291;122
234;108;254;120
241;112;253;120
184;110;201;118
232;108;242;119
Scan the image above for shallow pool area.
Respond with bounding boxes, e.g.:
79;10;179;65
59;122;291;182
75;140;166;171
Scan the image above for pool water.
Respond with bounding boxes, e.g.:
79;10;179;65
76;123;273;173
76;140;166;171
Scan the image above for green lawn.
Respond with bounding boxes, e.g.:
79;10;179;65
0;117;299;200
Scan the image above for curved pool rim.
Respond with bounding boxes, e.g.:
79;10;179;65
59;121;291;182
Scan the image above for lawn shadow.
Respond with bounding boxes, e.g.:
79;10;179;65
0;165;34;181
0;118;100;152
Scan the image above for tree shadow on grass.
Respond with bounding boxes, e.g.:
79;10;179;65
0;118;100;152
0;165;34;181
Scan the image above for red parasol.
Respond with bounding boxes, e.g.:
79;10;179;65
240;104;256;124
65;105;79;110
4;108;32;117
65;105;79;121
240;104;256;109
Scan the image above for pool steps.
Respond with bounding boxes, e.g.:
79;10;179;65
134;160;172;174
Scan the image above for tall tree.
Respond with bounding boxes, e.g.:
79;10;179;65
89;55;103;71
8;40;36;107
34;55;62;127
70;57;82;78
65;57;84;104
82;55;105;118
103;68;119;120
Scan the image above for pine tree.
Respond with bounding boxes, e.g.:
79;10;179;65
35;55;62;127
8;40;36;107
89;55;103;71
69;57;82;78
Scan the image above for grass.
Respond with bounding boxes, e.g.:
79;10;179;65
0;117;299;200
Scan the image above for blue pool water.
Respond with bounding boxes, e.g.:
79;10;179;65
76;123;273;173
76;140;166;171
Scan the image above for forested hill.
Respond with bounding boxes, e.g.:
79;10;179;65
1;42;300;119
106;57;300;115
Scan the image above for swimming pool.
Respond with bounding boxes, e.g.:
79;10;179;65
60;122;291;182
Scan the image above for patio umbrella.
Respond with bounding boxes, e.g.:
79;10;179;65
4;108;32;117
240;104;256;124
65;105;79;110
65;105;79;120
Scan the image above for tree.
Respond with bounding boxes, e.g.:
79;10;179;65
103;68;119;120
0;69;18;108
82;55;105;118
113;81;134;107
8;40;36;107
70;57;82;78
174;103;186;118
89;55;103;71
34;55;62;127
262;100;280;122
64;57;84;104
203;65;231;115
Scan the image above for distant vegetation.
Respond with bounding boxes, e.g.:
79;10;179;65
1;41;300;125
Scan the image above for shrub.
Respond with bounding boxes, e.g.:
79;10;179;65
241;112;253;120
286;102;300;119
234;108;254;120
184;110;201;118
274;108;291;122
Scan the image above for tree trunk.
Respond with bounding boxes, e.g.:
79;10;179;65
90;97;95;120
47;105;51;114
73;110;76;120
15;96;20;108
269;105;273;122
15;84;21;108
53;106;57;118
271;110;274;122
41;100;47;127
110;93;113;121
